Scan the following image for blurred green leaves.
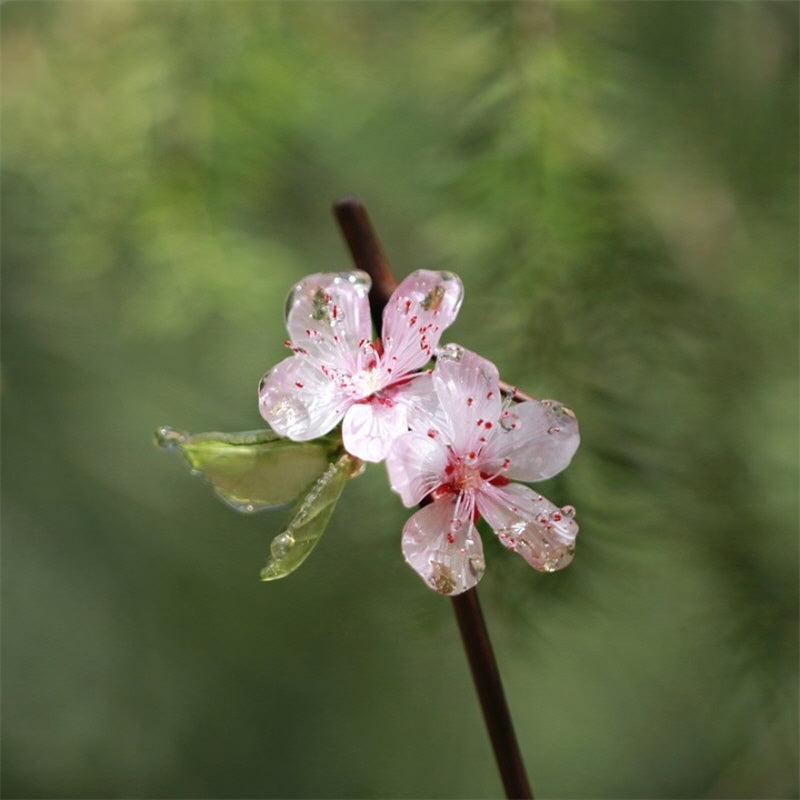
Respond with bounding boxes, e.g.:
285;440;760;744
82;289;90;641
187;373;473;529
2;2;797;798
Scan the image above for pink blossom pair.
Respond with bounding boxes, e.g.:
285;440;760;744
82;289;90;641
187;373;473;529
259;270;579;595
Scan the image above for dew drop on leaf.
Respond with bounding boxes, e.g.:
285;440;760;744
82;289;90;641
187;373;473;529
154;426;188;450
270;531;296;559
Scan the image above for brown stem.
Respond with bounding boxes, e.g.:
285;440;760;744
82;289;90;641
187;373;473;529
499;380;539;404
333;197;398;331
332;196;534;800
452;589;534;799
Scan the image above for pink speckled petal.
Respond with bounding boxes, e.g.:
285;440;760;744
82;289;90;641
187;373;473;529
490;398;580;483
258;356;350;440
284;272;372;370
432;345;502;457
381;270;463;376
341;399;409;463
401;494;485;595
385;431;449;507
477;482;578;573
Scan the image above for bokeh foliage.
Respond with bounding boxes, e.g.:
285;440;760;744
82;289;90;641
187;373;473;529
2;2;797;797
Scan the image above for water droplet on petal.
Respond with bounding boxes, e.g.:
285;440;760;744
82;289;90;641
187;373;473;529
429;561;458;595
560;505;576;518
496;518;576;573
420;284;446;312
468;554;485;577
541;400;577;423
436;343;463;362
262;395;310;438
500;411;520;432
540;541;576;572
270;531;296;560
341;270;371;289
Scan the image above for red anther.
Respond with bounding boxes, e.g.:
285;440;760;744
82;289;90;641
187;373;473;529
431;484;454;500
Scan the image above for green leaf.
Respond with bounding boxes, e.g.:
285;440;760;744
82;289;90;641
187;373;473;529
155;426;340;512
260;453;363;582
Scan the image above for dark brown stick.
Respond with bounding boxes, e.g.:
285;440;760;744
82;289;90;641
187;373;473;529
332;196;534;799
452;589;534;799
333;197;398;330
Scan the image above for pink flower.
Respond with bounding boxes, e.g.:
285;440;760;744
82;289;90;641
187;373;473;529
385;345;580;595
258;270;463;462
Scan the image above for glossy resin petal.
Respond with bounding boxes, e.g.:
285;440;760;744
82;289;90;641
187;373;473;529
381;270;464;377
401;494;485;595
477;482;578;572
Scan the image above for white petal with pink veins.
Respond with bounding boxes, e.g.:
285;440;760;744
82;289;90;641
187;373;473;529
381;271;463;377
401;495;485;595
477;483;578;573
258;356;350;440
385;431;449;507
432;346;502;457
284;272;373;369
341;398;410;463
494;398;580;482
391;372;448;436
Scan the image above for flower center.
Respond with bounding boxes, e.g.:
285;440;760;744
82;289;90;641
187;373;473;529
446;456;484;493
350;367;384;399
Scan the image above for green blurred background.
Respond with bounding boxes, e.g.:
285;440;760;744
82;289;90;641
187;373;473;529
2;2;797;797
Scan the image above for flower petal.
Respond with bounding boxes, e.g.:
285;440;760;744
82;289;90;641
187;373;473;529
432;345;502;456
284;272;373;370
477;482;578;573
401;494;485;595
381;270;463;377
391;371;450;437
384;431;448;506
341;398;410;463
494;399;580;482
258;356;350;440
